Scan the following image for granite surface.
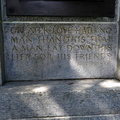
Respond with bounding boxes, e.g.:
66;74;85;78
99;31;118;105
0;22;3;85
3;23;118;81
0;2;2;85
0;0;4;85
116;0;120;79
12;114;120;120
1;0;119;81
0;1;120;120
13;114;120;120
0;79;120;119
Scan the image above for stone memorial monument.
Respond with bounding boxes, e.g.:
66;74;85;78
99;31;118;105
0;0;119;83
0;0;120;119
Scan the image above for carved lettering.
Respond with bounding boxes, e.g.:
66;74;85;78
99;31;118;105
6;24;114;66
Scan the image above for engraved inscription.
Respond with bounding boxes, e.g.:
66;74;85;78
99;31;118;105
9;25;113;64
4;23;117;80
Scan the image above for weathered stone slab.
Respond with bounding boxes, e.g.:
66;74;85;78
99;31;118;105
0;0;5;85
0;94;11;119
0;22;3;85
116;0;120;79
0;79;120;119
3;23;118;81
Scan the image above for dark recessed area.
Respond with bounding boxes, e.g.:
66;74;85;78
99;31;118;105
7;0;115;17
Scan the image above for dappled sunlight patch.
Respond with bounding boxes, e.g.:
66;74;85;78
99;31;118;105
99;80;120;88
70;57;100;77
70;58;83;76
32;86;49;93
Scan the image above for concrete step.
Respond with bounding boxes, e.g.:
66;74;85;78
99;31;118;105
0;79;120;120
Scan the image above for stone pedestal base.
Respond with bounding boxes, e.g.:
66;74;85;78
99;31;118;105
0;79;120;120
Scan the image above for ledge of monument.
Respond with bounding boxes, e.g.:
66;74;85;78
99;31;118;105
0;79;120;119
11;114;120;120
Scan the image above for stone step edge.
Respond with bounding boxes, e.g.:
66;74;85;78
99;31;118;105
9;114;120;120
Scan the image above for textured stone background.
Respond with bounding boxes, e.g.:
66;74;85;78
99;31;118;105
0;79;120;119
3;23;118;81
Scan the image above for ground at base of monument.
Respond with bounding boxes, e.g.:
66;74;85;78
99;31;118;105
0;79;120;120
